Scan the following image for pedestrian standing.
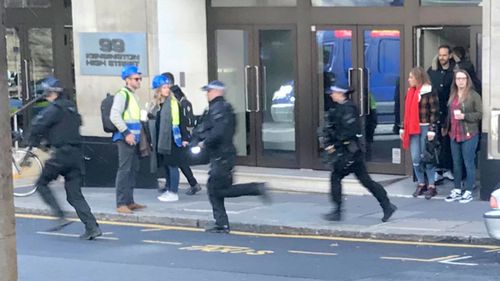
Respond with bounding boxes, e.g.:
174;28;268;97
148;75;190;202
110;65;146;214
427;45;455;182
401;67;440;199
321;85;396;222
444;70;482;203
192;80;270;233
30;77;102;240
160;72;201;195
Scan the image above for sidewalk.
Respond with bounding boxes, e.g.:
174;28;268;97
14;179;497;245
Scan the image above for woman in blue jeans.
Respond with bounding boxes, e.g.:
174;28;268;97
401;67;440;199
444;69;482;203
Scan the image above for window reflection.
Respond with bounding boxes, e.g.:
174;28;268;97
212;0;296;7
420;0;481;6
312;0;403;7
5;0;50;8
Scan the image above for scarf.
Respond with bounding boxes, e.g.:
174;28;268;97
402;85;422;149
157;95;181;155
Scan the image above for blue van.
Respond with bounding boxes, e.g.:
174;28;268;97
271;29;400;124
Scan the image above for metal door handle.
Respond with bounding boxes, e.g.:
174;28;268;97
23;59;30;101
254;66;261;113
244;65;252;112
358;67;365;117
262;66;267;112
348;67;355;87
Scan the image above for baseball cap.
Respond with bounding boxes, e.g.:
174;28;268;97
326;85;349;95
201;80;226;91
41;76;63;93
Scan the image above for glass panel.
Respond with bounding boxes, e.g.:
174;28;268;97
216;30;250;157
316;29;353;150
7;28;22;114
260;30;296;157
28;28;53;99
363;29;401;163
212;0;296;7
5;0;50;8
312;0;404;7
420;0;482;6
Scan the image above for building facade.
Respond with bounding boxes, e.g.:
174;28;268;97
5;0;500;198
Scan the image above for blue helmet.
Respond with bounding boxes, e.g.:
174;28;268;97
121;65;142;80
152;75;172;89
201;80;226;91
41;76;63;93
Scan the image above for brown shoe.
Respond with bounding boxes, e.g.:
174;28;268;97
424;186;437;200
412;184;427;197
116;205;133;214
128;203;146;210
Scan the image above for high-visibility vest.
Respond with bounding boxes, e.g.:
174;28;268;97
116;87;141;142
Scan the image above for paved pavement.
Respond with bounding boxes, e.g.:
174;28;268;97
13;177;497;245
16;216;500;281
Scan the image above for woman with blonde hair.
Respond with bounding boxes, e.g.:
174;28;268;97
400;67;440;199
148;75;189;202
443;69;482;203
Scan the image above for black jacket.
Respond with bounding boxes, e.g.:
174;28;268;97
323;100;361;151
193;96;236;158
427;59;456;123
456;59;482;94
30;98;82;147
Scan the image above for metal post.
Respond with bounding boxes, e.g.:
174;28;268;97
0;0;19;279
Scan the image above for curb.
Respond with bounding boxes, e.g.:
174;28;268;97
16;207;500;247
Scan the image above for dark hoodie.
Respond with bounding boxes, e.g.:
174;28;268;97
427;57;456;123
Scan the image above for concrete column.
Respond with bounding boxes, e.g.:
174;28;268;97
0;0;19;279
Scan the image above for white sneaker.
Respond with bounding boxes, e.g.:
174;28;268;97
158;191;179;202
444;189;462;202
434;172;444;182
459;191;473;203
443;170;455;181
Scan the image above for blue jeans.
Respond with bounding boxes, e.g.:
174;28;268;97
165;166;180;193
409;125;436;185
450;134;479;191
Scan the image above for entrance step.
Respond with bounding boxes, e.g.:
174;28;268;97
175;165;409;197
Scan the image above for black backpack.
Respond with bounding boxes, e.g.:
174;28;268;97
100;92;129;133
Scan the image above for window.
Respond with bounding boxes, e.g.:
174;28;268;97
211;0;296;7
5;0;50;8
420;0;482;6
312;0;403;7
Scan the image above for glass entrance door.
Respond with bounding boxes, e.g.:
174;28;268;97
314;26;404;173
214;26;298;167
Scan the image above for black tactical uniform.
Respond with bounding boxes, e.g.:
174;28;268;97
193;94;268;233
321;93;396;222
30;80;101;240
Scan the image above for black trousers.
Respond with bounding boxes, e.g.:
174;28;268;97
207;154;261;227
330;155;390;211
164;162;198;187
36;146;98;231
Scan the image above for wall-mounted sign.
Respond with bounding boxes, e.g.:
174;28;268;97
79;32;148;76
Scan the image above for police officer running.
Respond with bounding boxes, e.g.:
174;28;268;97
192;80;270;233
30;77;102;240
320;85;397;222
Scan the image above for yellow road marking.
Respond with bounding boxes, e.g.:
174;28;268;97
16;213;499;250
288;250;338;256
381;255;460;263
143;240;182;246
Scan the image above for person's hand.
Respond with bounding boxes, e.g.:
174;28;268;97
325;145;335;154
125;134;136;146
399;129;404;140
455;113;465;120
427;131;435;141
182;141;189;147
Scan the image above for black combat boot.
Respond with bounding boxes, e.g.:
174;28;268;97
205;224;230;234
322;209;342;221
381;203;397;222
79;226;103;240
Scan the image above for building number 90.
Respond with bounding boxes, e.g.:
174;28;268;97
99;38;125;53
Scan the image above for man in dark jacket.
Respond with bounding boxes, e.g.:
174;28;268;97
191;80;270;233
452;46;481;95
320;85;396;222
29;77;101;240
427;45;455;182
160;72;201;195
